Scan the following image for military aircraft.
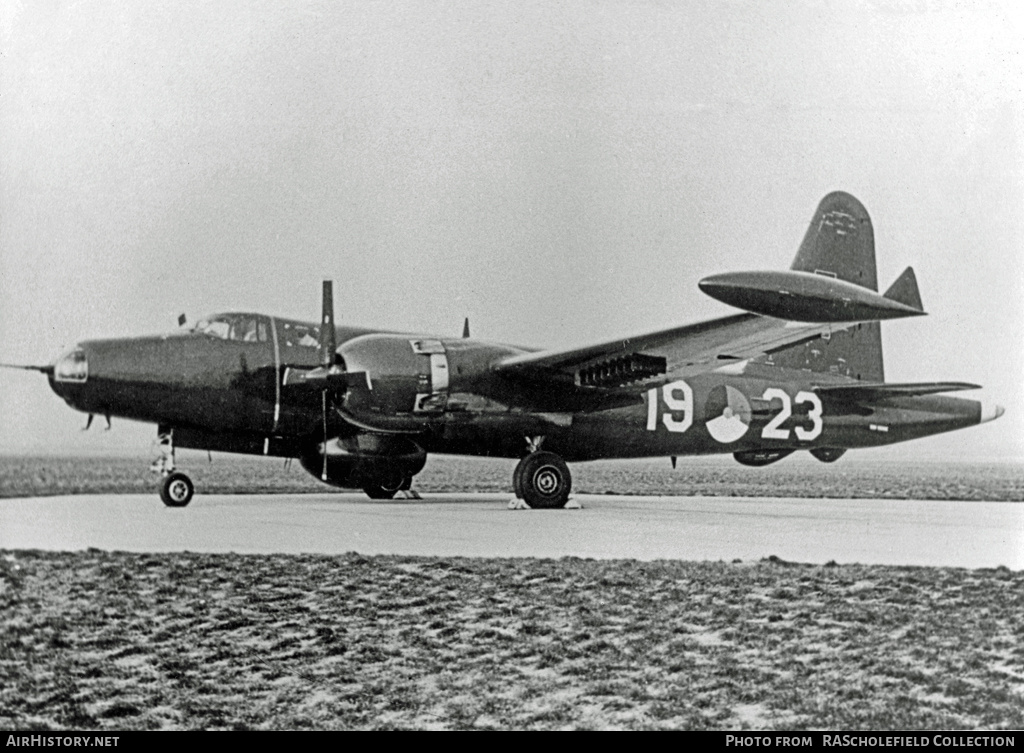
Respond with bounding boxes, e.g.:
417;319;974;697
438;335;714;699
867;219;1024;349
4;191;1003;508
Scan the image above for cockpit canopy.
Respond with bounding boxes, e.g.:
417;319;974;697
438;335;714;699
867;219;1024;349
192;314;321;348
193;314;268;342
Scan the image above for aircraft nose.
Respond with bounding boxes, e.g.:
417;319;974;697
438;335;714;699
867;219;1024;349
52;346;89;383
48;344;89;403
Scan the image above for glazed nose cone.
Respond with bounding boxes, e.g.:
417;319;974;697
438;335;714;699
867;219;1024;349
48;345;88;402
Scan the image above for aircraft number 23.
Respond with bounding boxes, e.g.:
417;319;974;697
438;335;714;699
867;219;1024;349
645;381;823;441
760;388;823;441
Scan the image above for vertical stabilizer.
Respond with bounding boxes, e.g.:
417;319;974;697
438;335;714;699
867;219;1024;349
769;192;885;381
883;266;924;312
789;191;877;289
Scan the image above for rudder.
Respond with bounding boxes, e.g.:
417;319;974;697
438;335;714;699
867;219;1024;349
768;191;885;381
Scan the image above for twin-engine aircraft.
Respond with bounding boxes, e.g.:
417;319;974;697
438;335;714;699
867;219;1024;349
8;192;1003;508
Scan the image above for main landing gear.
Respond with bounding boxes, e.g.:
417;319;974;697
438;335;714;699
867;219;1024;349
362;475;418;500
512;450;572;509
151;430;195;507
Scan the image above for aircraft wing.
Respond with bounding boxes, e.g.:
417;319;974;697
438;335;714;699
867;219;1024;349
493;313;854;390
494;255;932;405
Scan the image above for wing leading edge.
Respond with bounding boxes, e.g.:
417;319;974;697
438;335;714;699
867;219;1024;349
493;313;858;390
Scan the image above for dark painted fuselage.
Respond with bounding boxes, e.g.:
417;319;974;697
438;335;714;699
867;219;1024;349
50;315;986;475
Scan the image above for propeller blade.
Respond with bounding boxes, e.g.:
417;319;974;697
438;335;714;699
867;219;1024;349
320;280;337;368
462;317;470;339
318;280;340;482
321;390;328;481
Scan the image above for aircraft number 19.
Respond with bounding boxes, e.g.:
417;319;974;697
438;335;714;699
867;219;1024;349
645;380;693;433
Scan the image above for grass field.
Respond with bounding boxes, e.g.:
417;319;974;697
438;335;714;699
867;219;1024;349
2;550;1022;731
2;453;1023;501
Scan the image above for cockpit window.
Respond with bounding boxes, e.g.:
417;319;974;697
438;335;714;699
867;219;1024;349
281;321;321;348
195;318;230;339
234;318;258;342
194;315;266;343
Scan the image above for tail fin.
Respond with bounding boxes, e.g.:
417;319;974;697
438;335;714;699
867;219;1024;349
768;191;885;381
883;266;923;312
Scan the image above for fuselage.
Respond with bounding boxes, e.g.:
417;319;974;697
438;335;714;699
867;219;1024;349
48;313;993;465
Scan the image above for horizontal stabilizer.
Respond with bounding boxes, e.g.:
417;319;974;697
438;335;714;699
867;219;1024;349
883;267;923;312
815;381;980;401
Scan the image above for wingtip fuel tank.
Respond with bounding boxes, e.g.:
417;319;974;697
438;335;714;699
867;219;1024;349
698;269;927;322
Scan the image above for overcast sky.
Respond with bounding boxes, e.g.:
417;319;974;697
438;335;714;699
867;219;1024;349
1;0;1021;460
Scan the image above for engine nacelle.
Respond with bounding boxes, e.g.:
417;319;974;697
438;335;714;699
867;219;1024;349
337;334;451;432
336;333;522;431
299;433;427;489
340;334;432;411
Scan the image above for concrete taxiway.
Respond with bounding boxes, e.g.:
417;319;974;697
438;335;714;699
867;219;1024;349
1;493;1021;569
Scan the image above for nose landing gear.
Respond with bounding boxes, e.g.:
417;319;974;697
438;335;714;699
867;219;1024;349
160;472;195;507
151;429;195;507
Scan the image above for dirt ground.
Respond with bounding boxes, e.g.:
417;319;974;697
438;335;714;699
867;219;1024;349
2;550;1021;730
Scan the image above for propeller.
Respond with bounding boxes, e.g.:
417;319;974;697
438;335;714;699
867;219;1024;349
319;280;336;481
285;281;350;388
278;280;370;480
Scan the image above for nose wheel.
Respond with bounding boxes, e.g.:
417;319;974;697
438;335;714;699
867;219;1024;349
513;451;572;509
152;428;195;507
159;471;195;507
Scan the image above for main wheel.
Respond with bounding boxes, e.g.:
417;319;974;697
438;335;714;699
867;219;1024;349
516;452;571;509
363;475;406;500
512;457;527;498
160;472;194;507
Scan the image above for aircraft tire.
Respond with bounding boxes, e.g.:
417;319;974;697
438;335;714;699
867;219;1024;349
518;452;571;509
160;472;194;507
363;476;406;500
512;457;527;498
